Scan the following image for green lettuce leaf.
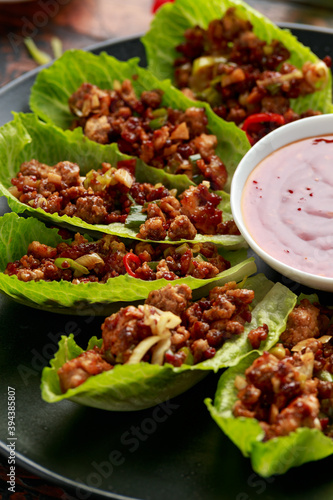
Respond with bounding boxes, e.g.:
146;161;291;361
41;274;296;410
206;339;333;477
142;0;333;115
0;212;255;315
41;334;208;411
0;113;245;247
29;49;250;192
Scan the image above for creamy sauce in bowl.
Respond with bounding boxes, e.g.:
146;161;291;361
242;135;333;278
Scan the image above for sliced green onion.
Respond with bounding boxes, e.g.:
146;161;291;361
51;37;63;59
147;261;159;271
96;174;112;187
151;108;168;118
192;56;226;75
189;154;203;185
54;258;89;277
83;170;95;189
24;38;51;65
198;86;222;107
192;174;204;184
149;116;167;130
194;253;208;263
189;154;202;165
175;243;190;255
268;344;286;360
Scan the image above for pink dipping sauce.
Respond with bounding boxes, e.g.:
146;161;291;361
242;135;333;278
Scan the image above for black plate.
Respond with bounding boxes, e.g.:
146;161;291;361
1;26;333;500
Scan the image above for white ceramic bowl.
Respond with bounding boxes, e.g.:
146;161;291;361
231;114;333;292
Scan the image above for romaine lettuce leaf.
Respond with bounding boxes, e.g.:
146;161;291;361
206;344;333;476
0;212;255;315
29;49;250;192
41;274;296;410
0;113;245;247
142;0;333;115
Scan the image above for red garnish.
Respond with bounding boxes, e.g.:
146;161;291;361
151;0;174;14
241;113;286;146
123;253;141;277
323;55;332;68
320;417;329;429
203;347;216;360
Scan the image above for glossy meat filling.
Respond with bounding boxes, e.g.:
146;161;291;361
9;159;239;241
5;233;230;283
174;7;331;144
57;282;267;392
233;299;333;440
69;79;228;189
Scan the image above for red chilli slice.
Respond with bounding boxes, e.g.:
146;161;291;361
151;0;174;14
241;113;285;145
123;253;142;277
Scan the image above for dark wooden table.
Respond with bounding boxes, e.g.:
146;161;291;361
1;0;333;87
0;0;333;499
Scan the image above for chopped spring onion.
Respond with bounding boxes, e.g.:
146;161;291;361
192;55;227;75
178;346;194;365
194;253;208;263
149;116;168;130
24;38;51;65
54;257;89;277
189;154;202;166
151;108;168;118
174;243;190;255
147;261;159;271
51;37;63;59
149;109;168;130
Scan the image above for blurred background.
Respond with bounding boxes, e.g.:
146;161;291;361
0;0;333;87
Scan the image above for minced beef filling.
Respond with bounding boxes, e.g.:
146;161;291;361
57;282;265;392
174;7;331;144
9;159;239;241
233;299;333;440
5;233;230;283
68;79;228;190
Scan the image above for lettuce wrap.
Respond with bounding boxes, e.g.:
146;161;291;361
0;112;244;247
0;212;254;314
41;273;296;410
206;293;333;477
28;50;250;192
142;0;333;116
